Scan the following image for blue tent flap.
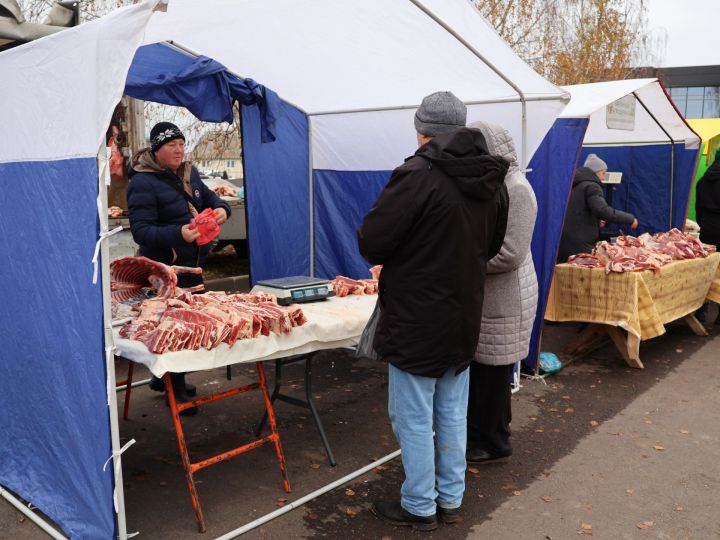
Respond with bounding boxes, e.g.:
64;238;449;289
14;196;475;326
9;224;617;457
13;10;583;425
126;43;280;142
0;158;116;539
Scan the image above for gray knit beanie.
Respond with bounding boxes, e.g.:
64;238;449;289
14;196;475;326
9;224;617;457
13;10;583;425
414;91;467;136
584;153;608;173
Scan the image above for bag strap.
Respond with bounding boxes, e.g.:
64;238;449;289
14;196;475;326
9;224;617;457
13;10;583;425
156;173;201;213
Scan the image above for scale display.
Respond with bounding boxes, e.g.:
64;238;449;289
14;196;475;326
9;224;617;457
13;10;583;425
254;276;335;305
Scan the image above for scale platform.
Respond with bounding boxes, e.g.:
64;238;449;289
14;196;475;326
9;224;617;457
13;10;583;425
253;276;335;305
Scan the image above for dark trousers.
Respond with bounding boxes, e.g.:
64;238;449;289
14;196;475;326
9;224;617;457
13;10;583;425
467;362;514;456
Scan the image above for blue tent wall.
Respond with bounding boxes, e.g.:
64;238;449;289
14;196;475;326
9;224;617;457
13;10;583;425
242;100;309;283
579;144;699;234
314;170;392;279
525;118;589;369
0;158;115;539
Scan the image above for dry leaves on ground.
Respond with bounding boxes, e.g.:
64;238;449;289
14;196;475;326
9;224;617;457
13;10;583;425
636;521;654;529
345;489;355;497
468;466;480;474
577;522;593;535
541;495;553;503
654;445;665;451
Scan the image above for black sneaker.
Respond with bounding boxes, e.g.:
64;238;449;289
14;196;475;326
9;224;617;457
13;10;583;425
466;448;511;465
437;505;462;524
372;501;437;531
149;376;196;397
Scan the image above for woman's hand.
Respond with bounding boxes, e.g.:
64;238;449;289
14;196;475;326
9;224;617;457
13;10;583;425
630;218;639;229
181;223;200;243
214;207;228;225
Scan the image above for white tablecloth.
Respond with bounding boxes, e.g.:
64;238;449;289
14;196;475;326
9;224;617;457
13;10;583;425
113;295;377;377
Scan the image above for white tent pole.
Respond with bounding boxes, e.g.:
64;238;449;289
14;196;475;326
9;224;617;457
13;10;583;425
0;485;68;540
308;115;315;277
308;94;568;117
406;0;529;168
214;450;401;540
97;145;129;540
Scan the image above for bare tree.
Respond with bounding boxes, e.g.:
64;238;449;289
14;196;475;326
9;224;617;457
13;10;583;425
475;0;663;85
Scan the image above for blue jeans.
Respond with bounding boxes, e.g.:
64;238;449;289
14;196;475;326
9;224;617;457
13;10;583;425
388;363;470;517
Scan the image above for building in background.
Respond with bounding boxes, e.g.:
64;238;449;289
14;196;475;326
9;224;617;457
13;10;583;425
637;65;720;119
189;129;243;180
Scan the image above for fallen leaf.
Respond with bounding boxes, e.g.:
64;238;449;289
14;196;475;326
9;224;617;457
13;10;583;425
644;419;653;425
577;522;593;535
626;489;634;495
680;429;690;434
513;490;522;496
675;348;683;353
673;505;684;512
535;428;545;433
562;395;571;400
608;431;622;436
565;407;575;413
636;521;654;529
159;481;168;487
381;536;392;540
468;466;480;474
528;416;538;421
590;420;599;427
654;445;665;451
541;495;553;502
276;498;287;507
345;489;355;497
307;512;319;520
310;463;321;469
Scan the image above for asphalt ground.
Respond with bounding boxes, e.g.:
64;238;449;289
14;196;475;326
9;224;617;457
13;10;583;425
2;309;719;540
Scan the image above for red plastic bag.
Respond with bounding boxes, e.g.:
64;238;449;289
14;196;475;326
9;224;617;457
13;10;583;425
192;208;221;246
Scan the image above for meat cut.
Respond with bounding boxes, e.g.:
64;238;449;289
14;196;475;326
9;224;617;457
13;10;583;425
118;291;307;354
330;276;379;297
110;256;203;303
566;229;716;274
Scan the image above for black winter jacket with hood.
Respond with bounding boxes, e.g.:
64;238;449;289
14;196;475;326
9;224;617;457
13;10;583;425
695;159;720;248
127;149;231;287
557;167;635;262
357;128;509;378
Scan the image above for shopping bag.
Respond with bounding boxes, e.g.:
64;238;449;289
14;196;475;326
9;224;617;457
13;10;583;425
355;300;380;360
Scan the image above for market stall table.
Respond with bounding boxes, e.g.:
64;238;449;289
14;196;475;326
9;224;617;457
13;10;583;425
545;253;720;368
113;294;376;532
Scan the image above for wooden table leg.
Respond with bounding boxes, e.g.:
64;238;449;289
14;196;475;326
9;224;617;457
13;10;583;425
563;323;605;355
684;313;709;337
606;326;644;369
164;373;207;533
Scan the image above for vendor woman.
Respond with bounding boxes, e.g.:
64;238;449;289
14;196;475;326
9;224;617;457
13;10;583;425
557;154;638;262
127;121;231;414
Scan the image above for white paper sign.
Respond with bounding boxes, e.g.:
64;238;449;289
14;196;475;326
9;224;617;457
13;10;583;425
606;95;636;131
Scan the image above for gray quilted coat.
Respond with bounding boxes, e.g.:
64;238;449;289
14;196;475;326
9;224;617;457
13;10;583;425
470;121;539;365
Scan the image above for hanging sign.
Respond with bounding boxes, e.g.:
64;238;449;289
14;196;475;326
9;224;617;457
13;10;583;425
606;94;636;131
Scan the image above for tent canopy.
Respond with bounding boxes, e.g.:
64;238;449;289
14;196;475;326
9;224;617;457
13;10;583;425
559;79;700;235
561;79;699;147
142;0;569;170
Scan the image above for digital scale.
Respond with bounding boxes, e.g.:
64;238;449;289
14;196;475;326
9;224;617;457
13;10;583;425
253;276;335;306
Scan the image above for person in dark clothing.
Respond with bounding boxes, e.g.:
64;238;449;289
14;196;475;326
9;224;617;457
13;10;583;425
127;122;231;415
694;149;720;324
557;154;638;263
696;150;720;249
359;91;509;530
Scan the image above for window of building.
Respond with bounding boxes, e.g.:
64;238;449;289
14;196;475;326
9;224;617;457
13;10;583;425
667;86;720;119
227;160;235;168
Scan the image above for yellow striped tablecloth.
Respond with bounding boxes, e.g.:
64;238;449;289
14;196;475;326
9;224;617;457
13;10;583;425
545;252;720;340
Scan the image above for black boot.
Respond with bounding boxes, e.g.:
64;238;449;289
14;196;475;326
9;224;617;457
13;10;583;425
372;501;437;531
169;373;198;416
149;375;196;396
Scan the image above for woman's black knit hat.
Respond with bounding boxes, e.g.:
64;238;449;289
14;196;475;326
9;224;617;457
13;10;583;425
150;121;185;152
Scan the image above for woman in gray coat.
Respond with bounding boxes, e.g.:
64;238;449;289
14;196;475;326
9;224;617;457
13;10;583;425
466;121;539;464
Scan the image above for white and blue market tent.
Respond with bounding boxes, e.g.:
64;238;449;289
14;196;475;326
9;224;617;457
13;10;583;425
0;0;569;537
523;78;701;370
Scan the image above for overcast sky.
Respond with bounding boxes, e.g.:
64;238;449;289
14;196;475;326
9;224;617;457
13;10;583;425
646;0;720;67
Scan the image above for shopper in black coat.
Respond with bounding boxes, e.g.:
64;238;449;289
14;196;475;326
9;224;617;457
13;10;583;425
358;126;509;378
696;150;720;248
557;154;637;262
359;92;509;529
